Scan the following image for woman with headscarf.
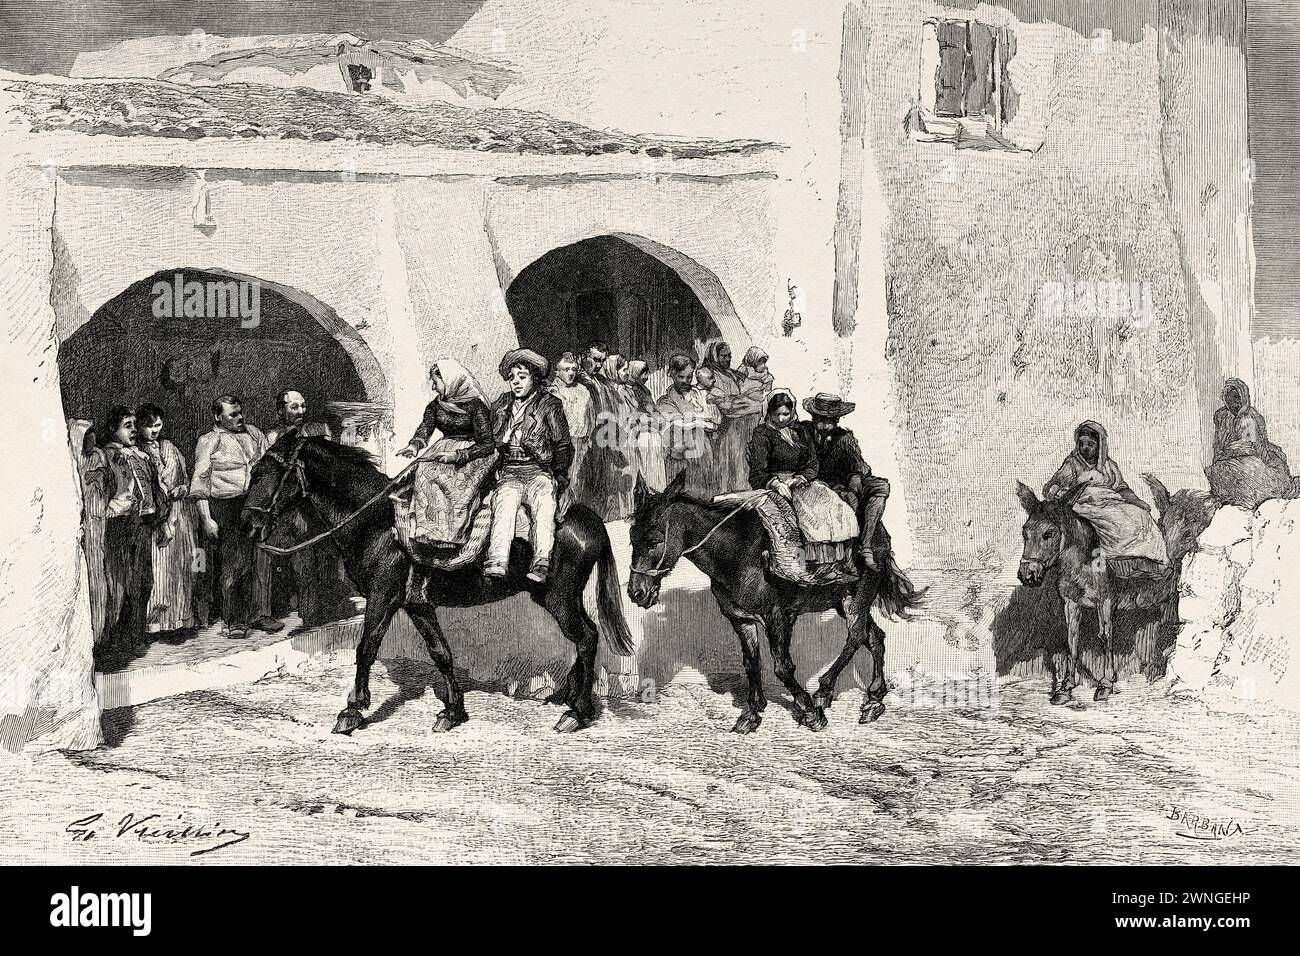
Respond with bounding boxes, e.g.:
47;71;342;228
1043;421;1168;577
395;360;496;550
70;420;109;646
747;391;859;583
597;354;640;517
737;346;775;412
576;353;633;520
1212;378;1269;462
624;359;667;501
713;346;770;493
1208;398;1297;508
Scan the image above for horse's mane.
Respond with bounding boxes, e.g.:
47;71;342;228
674;493;736;514
273;433;381;471
309;438;382;471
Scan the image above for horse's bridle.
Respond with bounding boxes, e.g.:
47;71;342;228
245;437;309;529
630;497;758;580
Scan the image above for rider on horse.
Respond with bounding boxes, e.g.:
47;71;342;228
798;393;891;572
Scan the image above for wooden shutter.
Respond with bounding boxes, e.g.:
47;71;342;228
934;20;970;115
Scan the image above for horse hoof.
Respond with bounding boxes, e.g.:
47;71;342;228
432;710;468;733
347;691;371;711
859;702;886;724
1049;690;1073;706
554;711;590;733
811;689;834;710
541;691;569;707
1094;684;1115;702
797;708;828;732
332;708;365;735
732;714;762;735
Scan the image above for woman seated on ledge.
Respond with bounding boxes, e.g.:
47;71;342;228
1207;414;1299;510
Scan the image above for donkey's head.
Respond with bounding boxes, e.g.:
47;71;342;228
1015;481;1087;587
626;470;688;609
1143;474;1220;566
242;427;310;542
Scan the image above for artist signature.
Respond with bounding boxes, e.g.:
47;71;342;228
66;812;251;857
1157;803;1247;842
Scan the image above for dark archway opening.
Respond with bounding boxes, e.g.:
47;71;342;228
59;269;370;454
60;269;378;672
506;235;726;394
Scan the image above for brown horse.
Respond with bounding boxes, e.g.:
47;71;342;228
1013;475;1217;704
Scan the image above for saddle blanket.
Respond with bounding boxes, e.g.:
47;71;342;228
392;497;536;571
711;490;849;586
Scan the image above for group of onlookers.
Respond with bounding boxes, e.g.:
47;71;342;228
74;390;349;660
397;340;894;587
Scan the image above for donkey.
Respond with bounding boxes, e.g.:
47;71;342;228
1013;475;1216;704
626;471;925;733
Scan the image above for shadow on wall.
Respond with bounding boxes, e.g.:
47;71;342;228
991;572;1173;686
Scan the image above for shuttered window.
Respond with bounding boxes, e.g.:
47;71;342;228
931;19;999;120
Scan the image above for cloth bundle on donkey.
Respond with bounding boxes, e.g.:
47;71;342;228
393;494;541;572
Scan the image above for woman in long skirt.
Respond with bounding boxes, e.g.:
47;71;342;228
395;360;497;551
70;420;109;646
136;404;199;633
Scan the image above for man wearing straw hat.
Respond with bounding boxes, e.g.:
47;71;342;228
800;393;892;572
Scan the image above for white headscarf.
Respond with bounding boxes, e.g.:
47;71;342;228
432;359;486;415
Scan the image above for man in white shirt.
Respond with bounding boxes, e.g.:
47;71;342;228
548;352;593;515
190;394;281;639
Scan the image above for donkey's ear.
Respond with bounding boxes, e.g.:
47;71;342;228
1014;481;1040;514
633;473;650;512
664;469;688;501
1143;473;1171;516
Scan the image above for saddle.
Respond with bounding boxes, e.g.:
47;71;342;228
712;489;861;586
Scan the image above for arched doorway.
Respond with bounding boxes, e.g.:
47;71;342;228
59;269;384;453
58;268;388;671
505;234;746;398
506;235;752;520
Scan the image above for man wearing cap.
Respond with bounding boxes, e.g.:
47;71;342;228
485;348;574;583
799;393;891;571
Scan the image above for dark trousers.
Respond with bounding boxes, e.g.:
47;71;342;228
209;496;263;629
104;516;154;649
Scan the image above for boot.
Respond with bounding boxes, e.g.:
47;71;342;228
857;495;887;571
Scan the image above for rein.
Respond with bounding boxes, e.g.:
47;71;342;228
634;495;763;579
254;450;422;557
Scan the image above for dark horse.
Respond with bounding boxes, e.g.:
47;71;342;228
625;471;925;733
240;429;634;734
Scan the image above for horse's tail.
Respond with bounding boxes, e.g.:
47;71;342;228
872;551;927;621
594;521;636;657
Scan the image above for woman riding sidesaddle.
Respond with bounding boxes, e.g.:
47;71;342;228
1043;420;1169;580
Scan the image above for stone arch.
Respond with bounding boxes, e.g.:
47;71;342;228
499;230;753;356
57;267;389;456
502;233;753;399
